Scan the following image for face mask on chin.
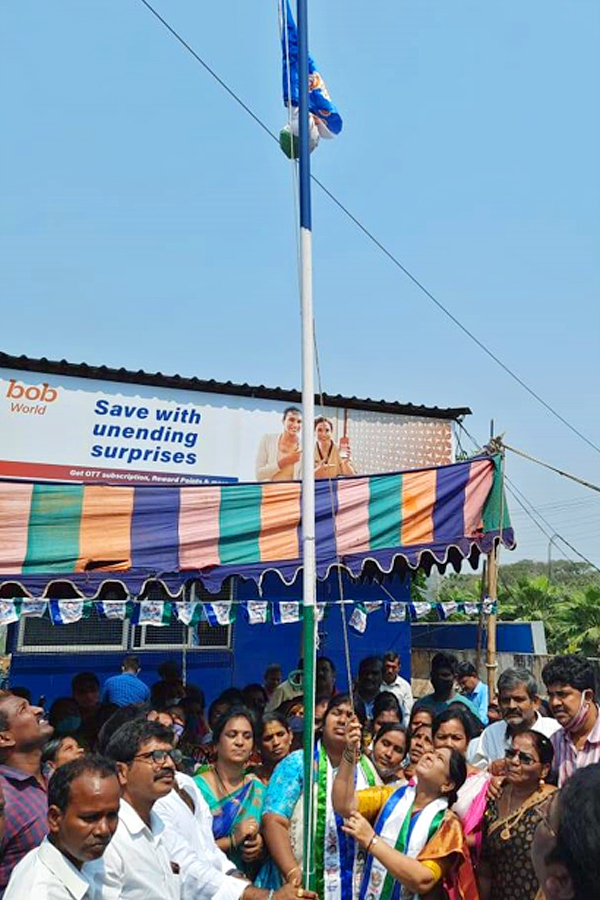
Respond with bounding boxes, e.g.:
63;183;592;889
563;690;593;733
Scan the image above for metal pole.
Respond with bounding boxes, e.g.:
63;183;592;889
475;559;487;675
297;0;317;891
486;548;499;699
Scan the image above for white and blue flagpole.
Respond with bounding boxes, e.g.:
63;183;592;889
297;0;317;889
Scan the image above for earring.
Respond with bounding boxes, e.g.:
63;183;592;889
539;778;545;787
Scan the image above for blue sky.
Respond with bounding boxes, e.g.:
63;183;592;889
1;0;599;567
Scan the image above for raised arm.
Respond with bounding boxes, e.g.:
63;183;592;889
342;812;451;897
331;715;362;818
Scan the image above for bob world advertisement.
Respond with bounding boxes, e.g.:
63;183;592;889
0;367;454;486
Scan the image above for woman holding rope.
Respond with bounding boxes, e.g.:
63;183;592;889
332;716;479;900
257;695;378;900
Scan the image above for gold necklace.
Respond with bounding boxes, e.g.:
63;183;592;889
499;786;546;841
212;763;244;800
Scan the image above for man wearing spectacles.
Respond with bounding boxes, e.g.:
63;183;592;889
91;719;183;900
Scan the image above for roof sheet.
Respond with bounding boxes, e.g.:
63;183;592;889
0;352;471;421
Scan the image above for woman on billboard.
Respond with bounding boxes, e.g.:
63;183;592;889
255;407;303;481
314;416;356;479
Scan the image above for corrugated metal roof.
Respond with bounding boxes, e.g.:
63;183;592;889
0;352;471;420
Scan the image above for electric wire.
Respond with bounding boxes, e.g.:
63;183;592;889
503;443;600;494
136;0;600;458
456;421;600;574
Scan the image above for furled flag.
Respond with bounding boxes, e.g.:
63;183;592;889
279;0;342;158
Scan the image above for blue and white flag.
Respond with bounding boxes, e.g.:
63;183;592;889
387;601;407;623
131;600;172;626
348;604;368;634
49;599;90;625
175;600;203;627
245;600;269;626
410;601;432;620
0;600;21;626
279;0;342;155
204;601;235;627
272;600;302;625
438;601;459;620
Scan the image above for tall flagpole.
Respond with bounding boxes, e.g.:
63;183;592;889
297;0;317;890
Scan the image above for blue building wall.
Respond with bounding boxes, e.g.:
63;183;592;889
7;575;412;707
7;614;411;708
411;621;541;654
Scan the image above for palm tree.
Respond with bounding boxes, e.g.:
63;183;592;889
555;585;600;656
498;575;566;652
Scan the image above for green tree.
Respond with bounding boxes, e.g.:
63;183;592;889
497;575;566;652
555;585;600;656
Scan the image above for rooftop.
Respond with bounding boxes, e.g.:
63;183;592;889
0;351;471;421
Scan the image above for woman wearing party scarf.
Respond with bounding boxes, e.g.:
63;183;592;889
258;694;378;900
333;717;478;900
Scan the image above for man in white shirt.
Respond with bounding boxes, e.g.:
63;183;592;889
156;772;245;900
100;719;311;900
5;754;121;899
93;719;183;900
379;651;413;722
156;767;314;900
468;667;560;769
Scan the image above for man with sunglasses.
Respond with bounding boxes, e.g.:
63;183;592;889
93;719;185;899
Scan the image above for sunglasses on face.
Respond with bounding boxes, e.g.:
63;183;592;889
133;748;182;766
505;747;538;765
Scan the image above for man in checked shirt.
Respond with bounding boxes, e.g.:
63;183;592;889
0;690;54;895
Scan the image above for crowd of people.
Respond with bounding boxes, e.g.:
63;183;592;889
0;649;598;899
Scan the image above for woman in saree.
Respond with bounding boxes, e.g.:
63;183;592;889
372;693;404;735
252;712;294;785
257;694;378;899
194;705;266;877
333;716;478;900
403;719;434;782
478;730;555;900
371;723;408;786
432;708;489;862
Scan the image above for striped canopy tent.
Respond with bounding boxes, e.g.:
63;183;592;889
0;454;514;600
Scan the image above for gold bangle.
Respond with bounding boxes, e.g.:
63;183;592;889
366;835;378;853
286;866;300;882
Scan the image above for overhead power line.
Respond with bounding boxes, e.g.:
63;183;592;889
503;443;600;494
137;0;600;457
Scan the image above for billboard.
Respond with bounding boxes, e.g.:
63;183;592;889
0;368;454;485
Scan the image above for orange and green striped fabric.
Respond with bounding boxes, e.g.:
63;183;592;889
0;456;511;576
